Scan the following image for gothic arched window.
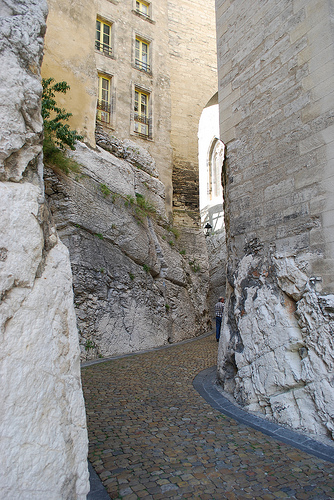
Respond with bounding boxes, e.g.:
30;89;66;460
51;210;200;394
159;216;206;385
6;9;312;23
208;137;224;201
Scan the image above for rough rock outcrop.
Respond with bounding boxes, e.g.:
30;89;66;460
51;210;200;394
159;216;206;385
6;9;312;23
218;248;334;441
0;1;89;498
45;137;210;360
206;229;227;319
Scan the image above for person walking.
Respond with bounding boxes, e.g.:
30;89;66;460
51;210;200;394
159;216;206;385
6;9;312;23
215;297;225;342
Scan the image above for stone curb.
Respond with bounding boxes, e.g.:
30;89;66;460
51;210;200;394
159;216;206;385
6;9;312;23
87;461;110;500
193;365;334;464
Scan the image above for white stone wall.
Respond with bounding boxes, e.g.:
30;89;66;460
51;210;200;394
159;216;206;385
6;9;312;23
216;0;334;442
0;1;89;497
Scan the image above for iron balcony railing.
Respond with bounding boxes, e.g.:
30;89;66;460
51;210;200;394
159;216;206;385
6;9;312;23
136;8;150;18
134;114;152;138
97;100;112;124
135;58;150;72
95;41;113;57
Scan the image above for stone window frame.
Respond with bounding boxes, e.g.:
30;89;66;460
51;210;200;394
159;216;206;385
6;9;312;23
134;34;152;74
207;137;224;201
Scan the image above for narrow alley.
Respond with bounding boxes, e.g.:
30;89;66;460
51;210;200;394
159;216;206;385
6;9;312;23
82;334;334;499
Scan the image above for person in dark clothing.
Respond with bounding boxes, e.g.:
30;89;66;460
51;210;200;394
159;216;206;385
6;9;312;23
215;297;225;342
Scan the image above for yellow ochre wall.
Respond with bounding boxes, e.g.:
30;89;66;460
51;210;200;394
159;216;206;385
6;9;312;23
42;0;97;147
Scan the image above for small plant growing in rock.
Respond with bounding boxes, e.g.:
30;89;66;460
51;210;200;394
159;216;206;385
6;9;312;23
124;195;135;207
189;259;200;273
165;304;170;312
135;193;156;215
95;233;104;240
168;240;175;247
42;78;83;174
167;225;180;239
179;249;186;255
143;264;150;274
129;272;135;281
84;339;96;351
100;183;111;198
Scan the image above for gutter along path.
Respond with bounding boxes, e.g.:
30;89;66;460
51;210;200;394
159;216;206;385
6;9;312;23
81;334;334;499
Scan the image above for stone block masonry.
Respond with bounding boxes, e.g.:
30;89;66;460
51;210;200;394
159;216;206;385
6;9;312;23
43;0;218;222
216;0;334;443
168;0;218;222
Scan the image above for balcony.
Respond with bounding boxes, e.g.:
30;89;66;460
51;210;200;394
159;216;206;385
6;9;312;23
95;41;113;57
134;114;151;138
136;7;150;18
135;58;150;73
97;100;111;124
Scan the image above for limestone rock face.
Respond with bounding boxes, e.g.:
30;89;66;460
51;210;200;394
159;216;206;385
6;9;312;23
0;1;89;498
218;249;334;442
206;229;227;322
45;140;210;359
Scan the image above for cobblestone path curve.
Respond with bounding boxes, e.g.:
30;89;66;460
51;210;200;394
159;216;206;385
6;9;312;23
81;334;334;499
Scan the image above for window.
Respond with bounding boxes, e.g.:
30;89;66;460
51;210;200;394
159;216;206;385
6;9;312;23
135;37;150;72
136;0;150;17
97;75;111;124
96;19;112;56
208;138;224;200
134;89;150;137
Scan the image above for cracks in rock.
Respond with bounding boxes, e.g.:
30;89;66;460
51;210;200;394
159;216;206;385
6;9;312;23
147;218;168;279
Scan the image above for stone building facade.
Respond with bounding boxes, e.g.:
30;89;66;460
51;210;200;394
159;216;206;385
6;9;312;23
42;0;217;220
41;0;218;359
216;0;334;442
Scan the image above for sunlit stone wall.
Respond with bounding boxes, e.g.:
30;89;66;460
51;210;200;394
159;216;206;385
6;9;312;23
216;0;334;442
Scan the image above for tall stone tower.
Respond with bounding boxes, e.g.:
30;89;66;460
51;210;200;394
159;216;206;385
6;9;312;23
216;0;334;442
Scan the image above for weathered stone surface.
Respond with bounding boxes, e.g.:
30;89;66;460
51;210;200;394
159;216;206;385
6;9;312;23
45;140;210;360
218;250;334;442
216;0;334;442
0;1;89;497
96;125;159;178
206;229;227;321
0;0;46;182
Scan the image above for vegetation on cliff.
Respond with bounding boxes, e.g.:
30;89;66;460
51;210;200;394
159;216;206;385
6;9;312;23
42;78;82;173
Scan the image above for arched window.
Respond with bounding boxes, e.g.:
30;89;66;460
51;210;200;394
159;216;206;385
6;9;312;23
208;137;224;201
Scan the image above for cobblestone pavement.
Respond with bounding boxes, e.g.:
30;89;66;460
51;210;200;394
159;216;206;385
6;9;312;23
81;334;334;499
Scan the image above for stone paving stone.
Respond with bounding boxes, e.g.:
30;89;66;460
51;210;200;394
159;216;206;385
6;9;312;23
82;334;334;499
